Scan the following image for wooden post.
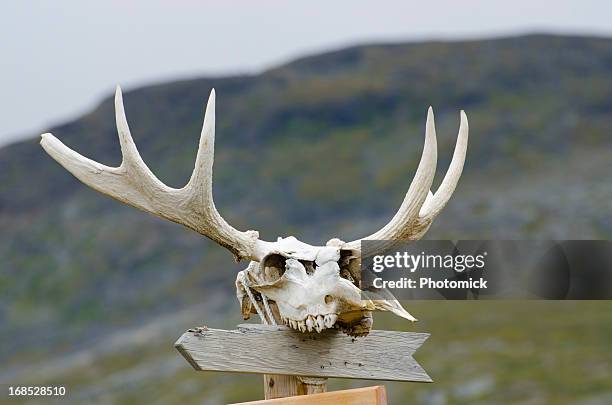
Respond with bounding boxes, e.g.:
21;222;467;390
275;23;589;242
263;375;325;399
263;375;300;398
263;308;327;399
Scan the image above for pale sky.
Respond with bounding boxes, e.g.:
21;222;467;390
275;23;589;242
1;1;610;147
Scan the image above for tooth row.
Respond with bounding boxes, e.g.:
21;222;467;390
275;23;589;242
324;314;337;328
281;314;338;333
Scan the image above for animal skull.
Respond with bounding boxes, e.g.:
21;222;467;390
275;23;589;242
40;87;468;336
235;237;418;336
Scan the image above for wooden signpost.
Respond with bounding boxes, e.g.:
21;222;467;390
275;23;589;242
175;324;431;404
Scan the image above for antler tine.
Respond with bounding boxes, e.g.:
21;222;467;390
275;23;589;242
115;86;157;178
41;86;261;261
182;88;262;259
344;107;438;251
188;88;216;193
419;110;469;221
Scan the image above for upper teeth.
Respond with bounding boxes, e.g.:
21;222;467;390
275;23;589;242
305;316;314;332
315;315;325;332
282;314;338;333
324;314;337;328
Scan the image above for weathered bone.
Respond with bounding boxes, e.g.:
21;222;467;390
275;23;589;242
40;87;272;261
41;87;468;336
235;240;418;336
344;108;469;250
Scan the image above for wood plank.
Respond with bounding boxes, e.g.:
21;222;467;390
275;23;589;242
230;386;387;405
175;324;431;382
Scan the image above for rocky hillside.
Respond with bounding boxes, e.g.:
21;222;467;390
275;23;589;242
0;34;611;403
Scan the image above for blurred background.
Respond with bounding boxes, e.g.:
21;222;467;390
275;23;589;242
0;1;611;404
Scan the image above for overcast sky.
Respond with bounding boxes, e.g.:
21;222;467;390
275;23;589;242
1;1;610;147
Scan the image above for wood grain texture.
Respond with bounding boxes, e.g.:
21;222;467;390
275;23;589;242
175;324;431;382
262;303;326;400
263;375;302;399
230;385;387;405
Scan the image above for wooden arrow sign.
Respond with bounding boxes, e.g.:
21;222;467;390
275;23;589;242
175;324;432;382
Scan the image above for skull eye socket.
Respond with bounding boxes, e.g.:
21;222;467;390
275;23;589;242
261;254;286;282
339;249;361;287
324;295;334;304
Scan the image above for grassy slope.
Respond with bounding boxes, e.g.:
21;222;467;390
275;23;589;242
15;302;612;404
0;34;611;403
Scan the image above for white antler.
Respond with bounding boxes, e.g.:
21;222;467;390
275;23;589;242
344;108;468;251
41;87;467;260
40;86;265;261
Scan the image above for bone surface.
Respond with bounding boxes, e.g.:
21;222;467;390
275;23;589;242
235;239;417;336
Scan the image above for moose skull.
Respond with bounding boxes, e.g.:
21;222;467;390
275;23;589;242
40;87;468;336
236;238;376;336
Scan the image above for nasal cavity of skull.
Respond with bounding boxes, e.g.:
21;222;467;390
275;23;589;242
324;294;334;304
